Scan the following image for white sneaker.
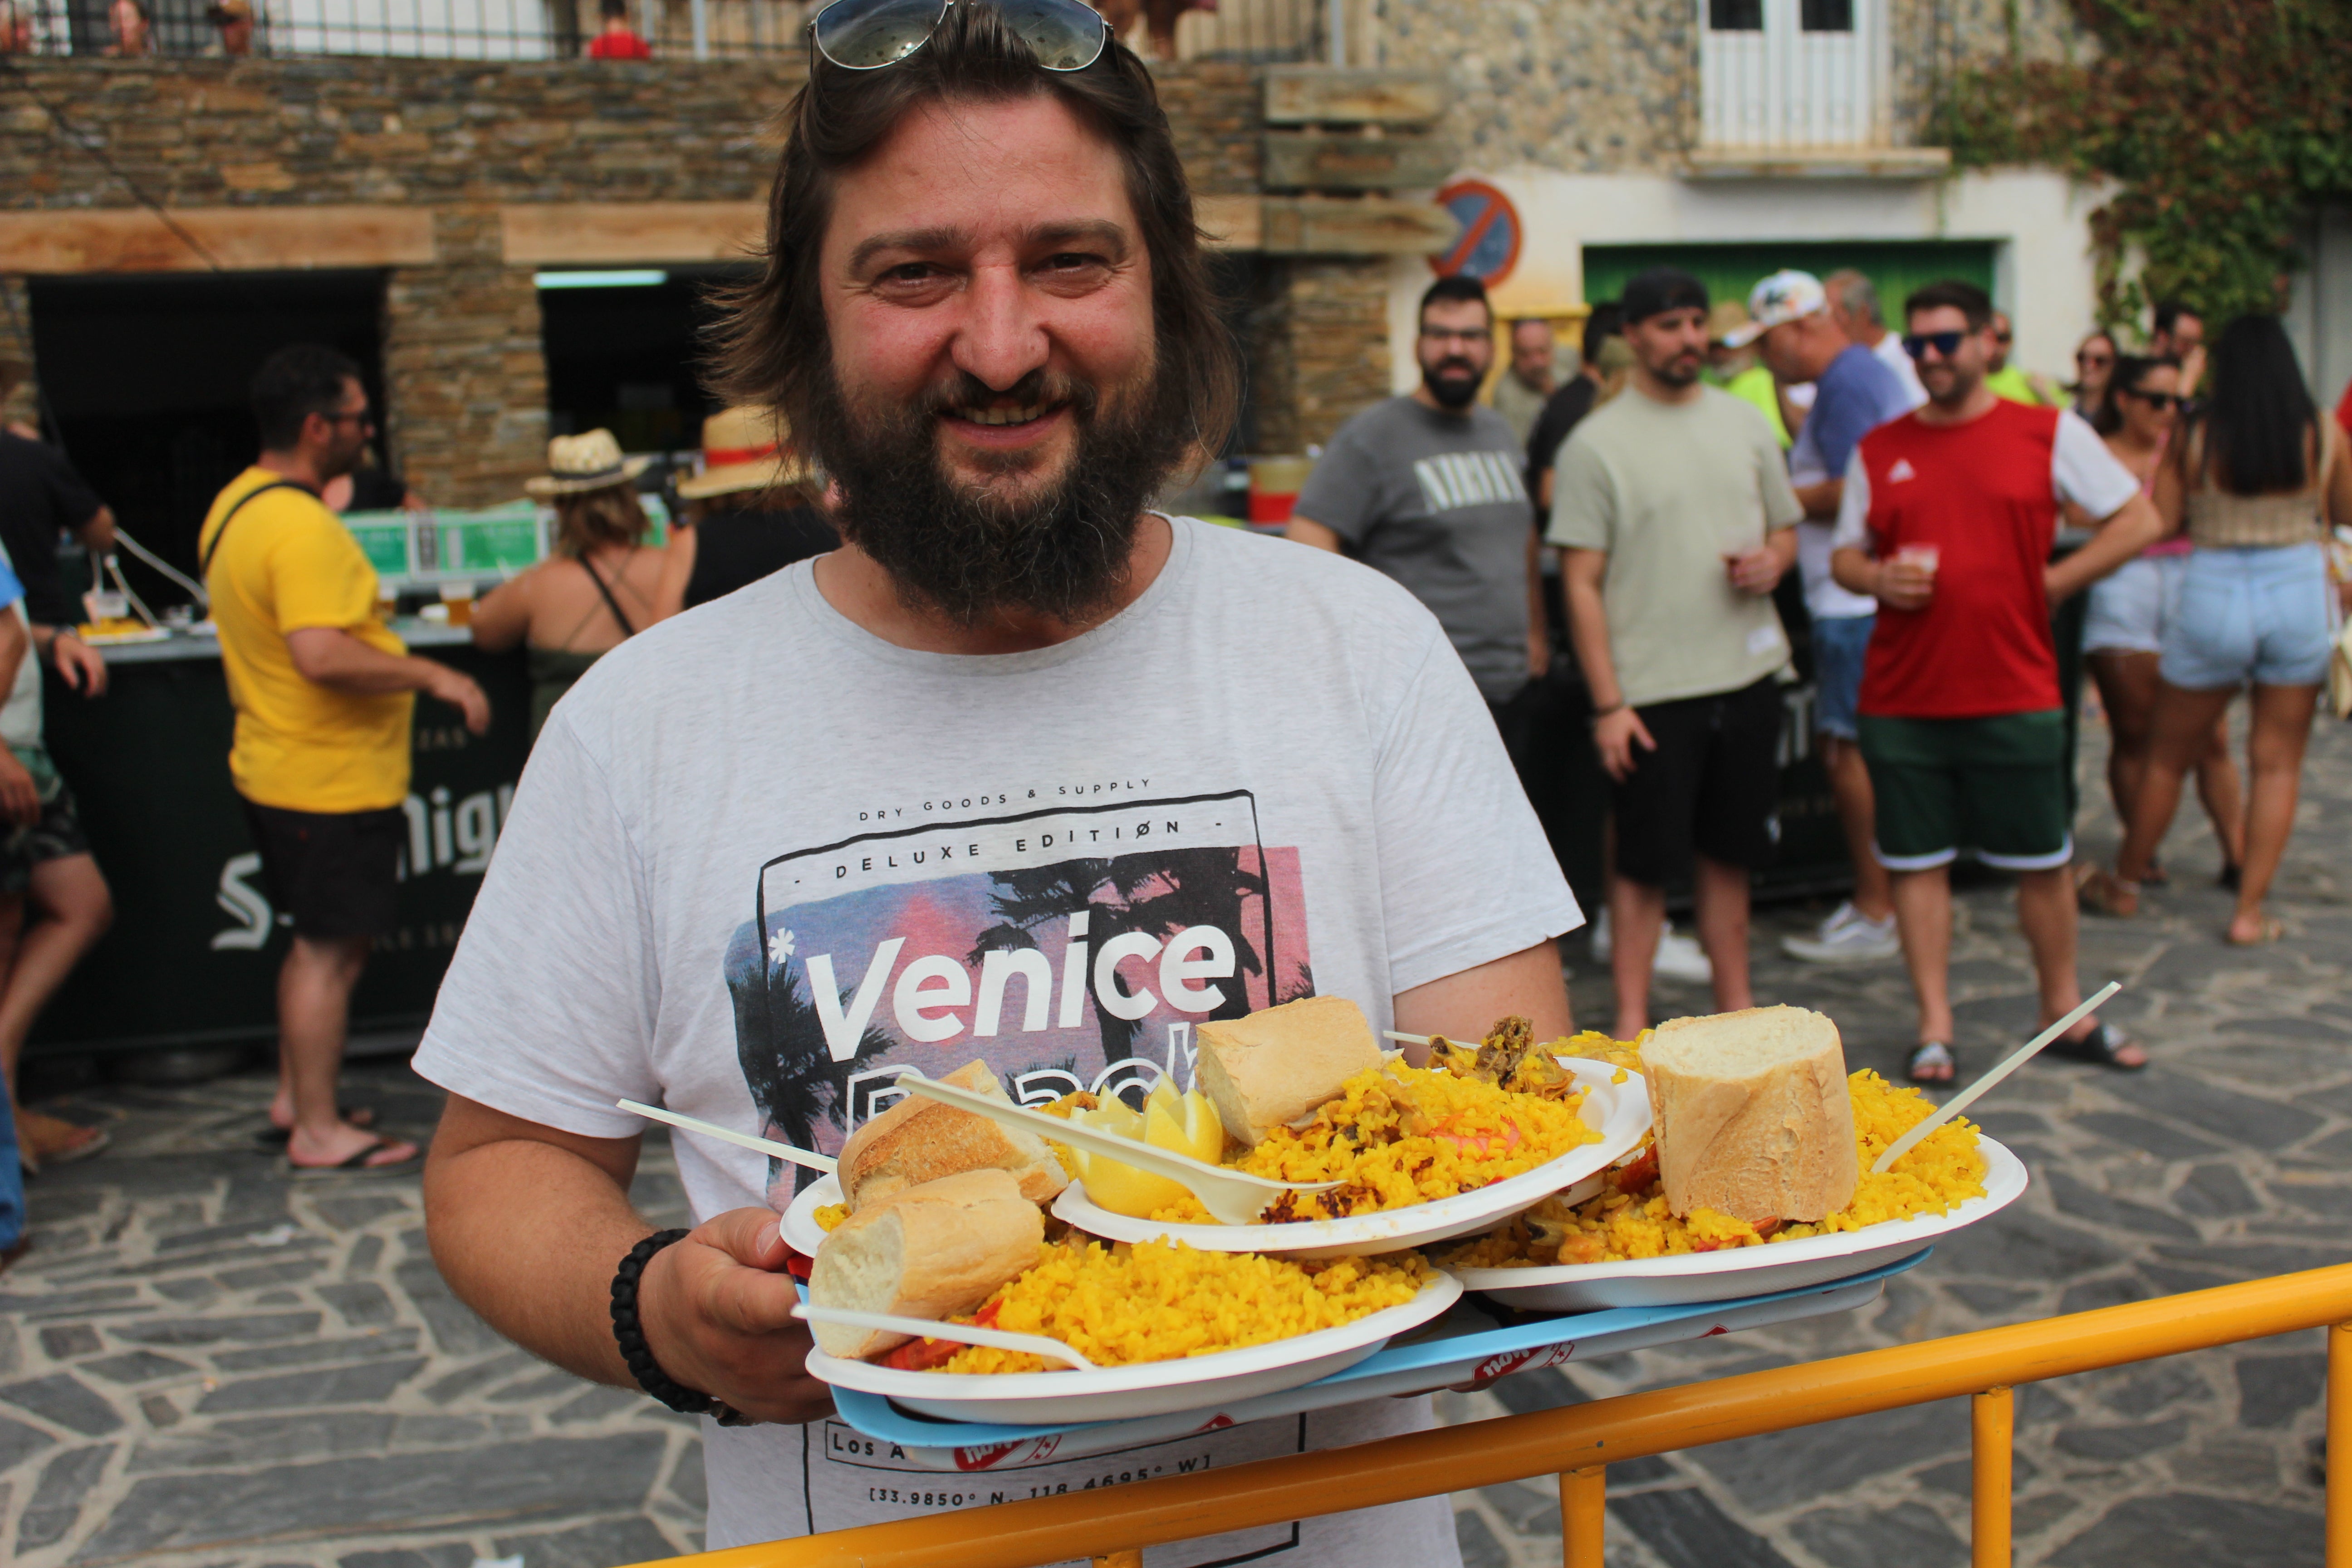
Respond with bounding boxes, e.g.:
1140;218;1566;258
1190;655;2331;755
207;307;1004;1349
1782;901;1901;964
1591;908;1715;981
1652;927;1714;983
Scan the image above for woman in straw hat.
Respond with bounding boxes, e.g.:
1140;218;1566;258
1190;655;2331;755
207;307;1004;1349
652;407;835;617
472;430;668;740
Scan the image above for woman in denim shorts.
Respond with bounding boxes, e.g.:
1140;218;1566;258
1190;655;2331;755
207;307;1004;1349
2075;355;2243;892
2081;316;2352;943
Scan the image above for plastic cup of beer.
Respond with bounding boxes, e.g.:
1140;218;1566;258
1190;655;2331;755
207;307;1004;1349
439;580;475;628
1893;544;1940;575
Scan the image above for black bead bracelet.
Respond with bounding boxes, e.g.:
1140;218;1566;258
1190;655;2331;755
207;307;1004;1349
610;1229;747;1425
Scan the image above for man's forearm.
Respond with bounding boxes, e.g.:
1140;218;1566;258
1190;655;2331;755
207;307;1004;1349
1794;479;1842;520
288;627;450;696
424;1132;654;1387
1561;574;1623;710
2047;495;2164;603
1831;546;1878;597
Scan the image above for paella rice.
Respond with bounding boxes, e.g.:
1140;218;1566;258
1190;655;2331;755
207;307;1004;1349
1437;1070;1984;1268
922;1236;1433;1374
1144;1061;1602;1224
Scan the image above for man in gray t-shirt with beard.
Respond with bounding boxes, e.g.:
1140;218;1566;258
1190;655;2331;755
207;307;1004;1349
1288;274;1545;713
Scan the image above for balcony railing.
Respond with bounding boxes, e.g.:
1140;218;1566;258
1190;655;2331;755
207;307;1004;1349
0;0;1325;61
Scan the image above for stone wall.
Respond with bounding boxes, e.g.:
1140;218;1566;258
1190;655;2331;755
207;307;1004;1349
1368;0;2097;172
382;209;549;506
1248;257;1392;453
0;54;1270;500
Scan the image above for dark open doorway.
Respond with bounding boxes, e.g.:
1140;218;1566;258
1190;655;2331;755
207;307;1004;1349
26;269;387;610
538;267;754;456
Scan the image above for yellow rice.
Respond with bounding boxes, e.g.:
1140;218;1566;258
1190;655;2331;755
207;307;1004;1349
1147;1062;1601;1224
812;1202;848;1233
936;1237;1432;1374
1437;1070;1984;1268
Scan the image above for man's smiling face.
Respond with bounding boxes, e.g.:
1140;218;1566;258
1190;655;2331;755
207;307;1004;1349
819;93;1156;510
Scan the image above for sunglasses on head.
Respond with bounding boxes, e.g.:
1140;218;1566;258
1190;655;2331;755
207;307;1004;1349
1903;330;1966;361
808;0;1109;70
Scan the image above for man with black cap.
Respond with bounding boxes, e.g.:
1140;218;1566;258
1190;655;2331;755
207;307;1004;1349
1548;267;1801;1039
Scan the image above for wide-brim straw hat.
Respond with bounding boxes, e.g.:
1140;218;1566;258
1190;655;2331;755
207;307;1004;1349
525;428;652;498
674;405;813;500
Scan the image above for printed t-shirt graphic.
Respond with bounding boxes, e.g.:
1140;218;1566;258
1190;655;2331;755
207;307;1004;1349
732;788;1310;1204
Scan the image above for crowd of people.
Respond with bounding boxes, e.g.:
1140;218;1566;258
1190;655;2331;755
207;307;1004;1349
1294;264;2351;1088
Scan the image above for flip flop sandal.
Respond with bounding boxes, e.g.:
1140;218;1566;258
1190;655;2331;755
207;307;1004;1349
37;1124;109;1166
2049;1020;2147;1072
286;1135;421;1177
255;1105;378;1148
2074;868;2140;917
1906;1041;1957;1085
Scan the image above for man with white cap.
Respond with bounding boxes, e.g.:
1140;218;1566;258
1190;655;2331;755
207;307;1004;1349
1728;270;1916;965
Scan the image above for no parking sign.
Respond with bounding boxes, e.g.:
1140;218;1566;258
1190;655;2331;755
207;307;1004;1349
1430;179;1521;289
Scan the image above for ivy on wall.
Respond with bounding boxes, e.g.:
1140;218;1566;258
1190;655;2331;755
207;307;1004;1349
1933;0;2352;326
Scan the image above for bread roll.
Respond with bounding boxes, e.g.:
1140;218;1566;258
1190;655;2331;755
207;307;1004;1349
806;1169;1044;1361
839;1058;1068;1212
1641;1005;1857;1225
1194;995;1382;1147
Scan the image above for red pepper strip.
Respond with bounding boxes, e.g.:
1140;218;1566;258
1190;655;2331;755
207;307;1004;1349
880;1335;964;1372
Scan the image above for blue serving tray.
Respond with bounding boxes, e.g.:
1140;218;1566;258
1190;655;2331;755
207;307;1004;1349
823;1249;1929;1471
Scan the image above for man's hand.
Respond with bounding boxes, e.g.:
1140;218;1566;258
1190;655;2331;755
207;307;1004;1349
422;663;491;735
0;749;39;828
49;632;108;697
1592;706;1655;782
636;1208;835;1426
1877;559;1936;612
1724;546;1786;596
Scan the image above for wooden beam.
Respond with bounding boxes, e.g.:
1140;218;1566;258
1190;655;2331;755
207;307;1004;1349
499;201;769;266
1193;194;1261;251
1261;132;1455;191
1261;196;1456;256
0;206;435;274
1263;68;1446;127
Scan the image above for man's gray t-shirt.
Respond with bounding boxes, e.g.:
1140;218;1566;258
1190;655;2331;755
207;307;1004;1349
412;516;1580;1568
1547;386;1802;709
1294;397;1535;704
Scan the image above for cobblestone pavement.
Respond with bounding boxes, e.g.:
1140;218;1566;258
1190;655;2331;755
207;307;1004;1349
0;711;2344;1568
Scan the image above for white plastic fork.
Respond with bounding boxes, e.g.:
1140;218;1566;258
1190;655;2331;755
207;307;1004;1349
793;1303;1095;1370
617;1099;837;1174
894;1074;1340;1226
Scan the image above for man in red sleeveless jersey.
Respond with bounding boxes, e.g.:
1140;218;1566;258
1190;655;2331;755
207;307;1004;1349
1830;280;2161;1086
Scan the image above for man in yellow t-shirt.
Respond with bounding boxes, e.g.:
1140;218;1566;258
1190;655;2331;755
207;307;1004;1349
201;345;489;1174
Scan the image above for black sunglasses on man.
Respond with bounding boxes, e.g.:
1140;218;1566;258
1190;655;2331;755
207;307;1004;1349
808;0;1109;70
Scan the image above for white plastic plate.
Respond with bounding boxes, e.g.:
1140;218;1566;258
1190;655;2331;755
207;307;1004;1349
1051;1059;1652;1259
804;1272;1463;1426
780;1173;843;1258
1443;1134;2027;1311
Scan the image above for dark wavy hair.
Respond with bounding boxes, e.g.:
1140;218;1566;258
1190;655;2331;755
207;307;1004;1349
2089;353;2177;438
708;5;1238;465
2196;315;2317;496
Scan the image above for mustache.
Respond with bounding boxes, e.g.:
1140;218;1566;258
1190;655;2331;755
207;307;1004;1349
915;367;1100;421
1428;358;1480;378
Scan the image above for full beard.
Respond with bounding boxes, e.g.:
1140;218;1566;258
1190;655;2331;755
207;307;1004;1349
803;357;1190;628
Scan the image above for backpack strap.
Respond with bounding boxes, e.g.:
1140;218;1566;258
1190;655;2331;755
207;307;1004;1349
201;480;317;578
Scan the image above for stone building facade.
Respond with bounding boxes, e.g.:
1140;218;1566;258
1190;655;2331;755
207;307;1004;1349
0;55;1426;515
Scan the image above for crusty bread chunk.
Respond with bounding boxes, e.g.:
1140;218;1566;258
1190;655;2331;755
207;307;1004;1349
839;1058;1068;1212
805;1169;1044;1361
1641;1005;1858;1225
1194;995;1382;1148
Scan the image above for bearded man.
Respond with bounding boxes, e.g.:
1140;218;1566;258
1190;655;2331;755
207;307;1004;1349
416;8;1579;1564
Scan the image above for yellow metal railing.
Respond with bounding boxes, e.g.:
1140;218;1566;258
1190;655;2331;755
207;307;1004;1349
628;1263;2352;1568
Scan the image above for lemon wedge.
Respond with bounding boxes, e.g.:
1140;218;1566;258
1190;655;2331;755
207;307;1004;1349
1065;1080;1226;1218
